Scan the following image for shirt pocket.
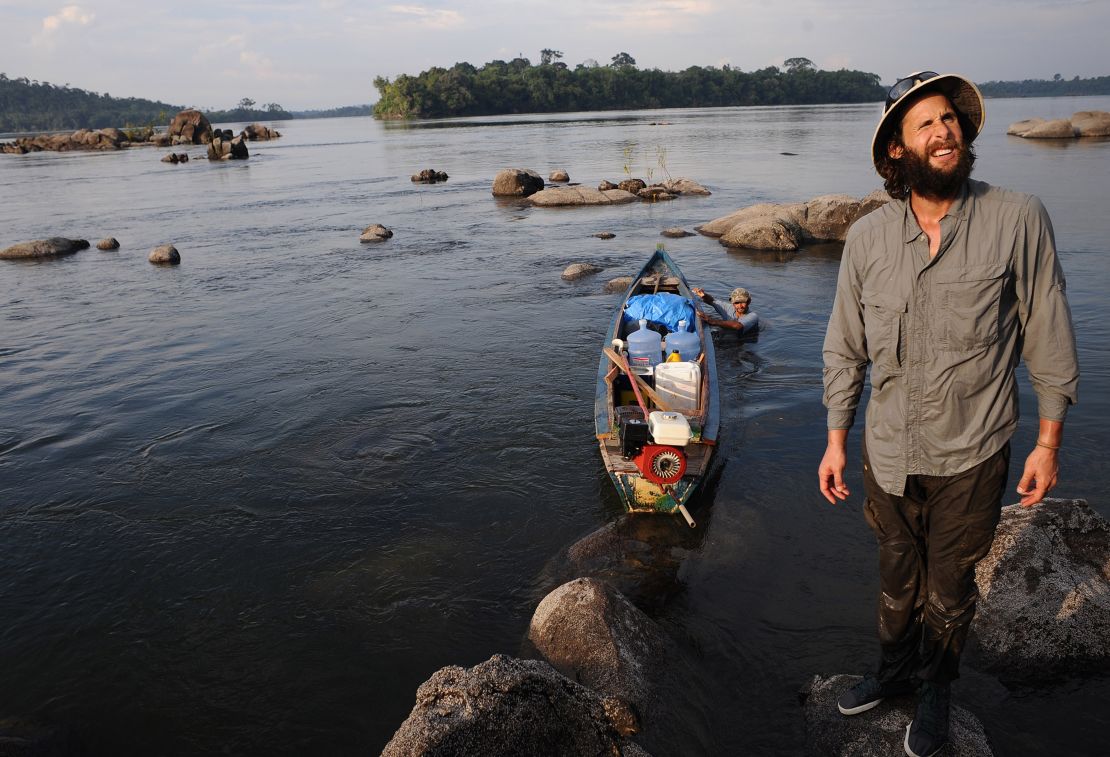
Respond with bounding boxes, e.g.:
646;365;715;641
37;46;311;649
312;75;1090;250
936;263;1007;352
861;289;907;376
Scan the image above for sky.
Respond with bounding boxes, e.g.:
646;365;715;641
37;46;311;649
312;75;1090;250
1;0;1108;110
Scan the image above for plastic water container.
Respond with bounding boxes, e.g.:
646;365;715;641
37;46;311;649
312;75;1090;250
627;319;662;370
663;320;699;362
654;361;701;413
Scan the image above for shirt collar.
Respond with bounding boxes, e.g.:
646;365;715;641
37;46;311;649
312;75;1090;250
901;181;970;243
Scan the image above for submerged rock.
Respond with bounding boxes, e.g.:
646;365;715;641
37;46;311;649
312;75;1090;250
972;498;1110;678
492;168;545;197
562;263;603;281
531;187;638;207
604;276;633;293
96;238;120;251
661;227;694;238
800;674;994;756
411;168;449;183
381;654;646;757
594;232;616;240
0;237;90;260
148;245;180;265
359;224;393;243
661;177;711;196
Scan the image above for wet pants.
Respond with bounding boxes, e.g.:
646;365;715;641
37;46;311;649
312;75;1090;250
862;443;1009;685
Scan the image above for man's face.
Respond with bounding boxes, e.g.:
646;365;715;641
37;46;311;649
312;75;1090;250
889;92;972;199
733;300;749;314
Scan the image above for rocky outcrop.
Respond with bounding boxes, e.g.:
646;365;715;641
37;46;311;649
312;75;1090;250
168;109;213;144
971;498;1110;678
637;186;675;202
241;123;281;141
411;168;449;183
562;263;603;281
661;177;711;196
148;244;180;265
531;187;639;206
0;237;89;260
492;168;545;197
701;192;891;251
800;674;993;756
528;578;667;718
604;276;633;293
2;128;131;154
661;227;694;238
381;655;646;757
1007;110;1110;138
618;179;646;194
207;133;248;160
360;224;393;243
549;169;570;182
96;238;120;251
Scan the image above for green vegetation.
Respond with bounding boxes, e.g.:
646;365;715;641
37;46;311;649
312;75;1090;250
372;55;885;119
0;73;181;133
978;75;1110;98
291;105;374;119
206;97;293;124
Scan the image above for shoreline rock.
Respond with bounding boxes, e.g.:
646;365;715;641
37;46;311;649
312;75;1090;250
1008;110;1110;138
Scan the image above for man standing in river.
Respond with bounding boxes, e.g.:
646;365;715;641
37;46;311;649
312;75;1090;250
818;72;1078;757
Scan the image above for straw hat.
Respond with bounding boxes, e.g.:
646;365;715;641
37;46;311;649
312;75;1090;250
871;72;985;172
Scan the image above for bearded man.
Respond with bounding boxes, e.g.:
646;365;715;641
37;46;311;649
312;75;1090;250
818;72;1079;757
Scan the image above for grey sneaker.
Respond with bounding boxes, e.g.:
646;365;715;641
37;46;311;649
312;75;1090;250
904;681;950;757
837;674;914;715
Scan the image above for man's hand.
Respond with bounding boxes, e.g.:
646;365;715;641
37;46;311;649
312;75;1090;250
818;430;850;504
691;286;706;298
1016;445;1058;507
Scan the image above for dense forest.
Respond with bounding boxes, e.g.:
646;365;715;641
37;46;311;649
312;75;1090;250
0;73;183;132
372;55;886;118
978;75;1110;98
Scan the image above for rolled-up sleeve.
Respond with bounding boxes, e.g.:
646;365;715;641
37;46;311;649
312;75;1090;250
1016;196;1079;421
823;232;869;430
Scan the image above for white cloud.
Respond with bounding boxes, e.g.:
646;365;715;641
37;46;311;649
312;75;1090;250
386;4;464;29
41;4;94;33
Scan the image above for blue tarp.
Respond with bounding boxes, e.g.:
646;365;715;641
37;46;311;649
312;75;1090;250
622;293;696;333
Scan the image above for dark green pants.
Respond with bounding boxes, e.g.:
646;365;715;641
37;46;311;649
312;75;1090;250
862;443;1009;685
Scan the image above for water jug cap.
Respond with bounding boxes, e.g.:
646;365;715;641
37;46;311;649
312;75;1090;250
638;319;647;329
677;319;686;330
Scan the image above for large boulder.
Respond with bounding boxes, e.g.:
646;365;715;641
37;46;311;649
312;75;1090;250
492;168;545;197
381;654;645;756
800;674;993;756
618;178;646;194
1020;118;1078;139
527;577;668;717
801;194;863;242
856;189;892;220
1006;118;1045;137
168;109;213;144
148;244;180;265
604;276;633;294
1071;110;1110;137
530;187;639;207
359;224;393;243
971;498;1110;678
697;202;801;238
241;123;281;141
207;134;248;160
721;216;803;251
661;177;711;196
562;263;603;281
0;237;89;260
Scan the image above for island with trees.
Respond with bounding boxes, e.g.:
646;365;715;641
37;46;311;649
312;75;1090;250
372;55;886;119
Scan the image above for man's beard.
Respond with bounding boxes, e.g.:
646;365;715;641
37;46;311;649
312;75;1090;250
900;140;974;200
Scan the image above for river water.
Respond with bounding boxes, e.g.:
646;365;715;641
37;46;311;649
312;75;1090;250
2;97;1108;755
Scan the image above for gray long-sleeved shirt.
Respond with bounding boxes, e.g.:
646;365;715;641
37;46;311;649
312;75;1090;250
822;179;1079;496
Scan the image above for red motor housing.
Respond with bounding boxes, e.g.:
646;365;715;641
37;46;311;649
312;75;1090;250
633;444;687;485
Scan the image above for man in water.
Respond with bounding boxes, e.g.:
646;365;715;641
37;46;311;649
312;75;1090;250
818;72;1078;757
691;286;759;332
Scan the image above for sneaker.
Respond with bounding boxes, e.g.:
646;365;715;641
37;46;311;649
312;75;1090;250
904;681;950;757
837;674;914;715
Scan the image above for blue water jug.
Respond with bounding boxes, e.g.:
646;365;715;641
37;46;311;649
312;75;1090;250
663;320;699;362
627;319;662;370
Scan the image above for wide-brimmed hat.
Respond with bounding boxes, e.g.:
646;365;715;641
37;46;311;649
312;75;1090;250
871;72;984;172
729;287;751;304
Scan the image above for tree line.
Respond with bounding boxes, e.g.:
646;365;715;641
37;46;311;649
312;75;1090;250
372;55;886;119
977;75;1110;98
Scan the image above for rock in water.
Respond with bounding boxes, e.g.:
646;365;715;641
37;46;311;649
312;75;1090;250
359;224;393;243
381;654;646;757
96;238;120;251
661;177;711;196
618;178;646;194
561;263;603;281
528;578;667;717
972;498;1110;678
148;245;180;265
800;674;994;756
531;187;638;207
549;169;570;182
167;109;213;144
411;168;449;183
598;180;618;191
604;276;633;294
0;238;90;260
491;168;545;197
594;232;616;240
661;227;694;238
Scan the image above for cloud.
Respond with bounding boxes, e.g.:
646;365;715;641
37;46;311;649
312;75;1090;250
41;4;94;33
386;4;464;29
584;0;715;31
